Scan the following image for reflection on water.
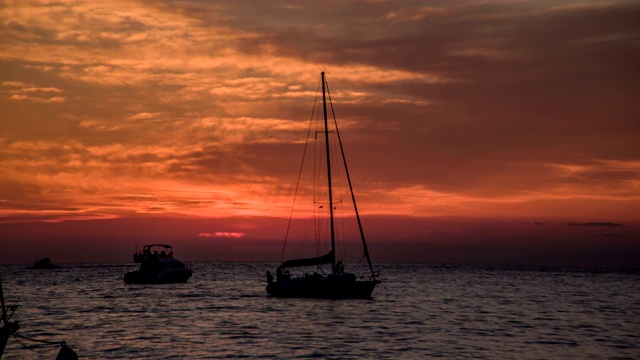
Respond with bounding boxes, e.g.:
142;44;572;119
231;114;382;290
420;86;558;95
1;263;639;359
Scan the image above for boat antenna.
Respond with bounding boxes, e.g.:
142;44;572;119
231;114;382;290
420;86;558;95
321;71;337;273
325;80;377;279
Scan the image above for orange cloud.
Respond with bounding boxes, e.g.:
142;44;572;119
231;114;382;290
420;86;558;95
0;0;638;226
1;81;65;103
198;232;245;238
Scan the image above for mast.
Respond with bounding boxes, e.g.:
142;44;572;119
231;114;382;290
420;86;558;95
321;71;337;273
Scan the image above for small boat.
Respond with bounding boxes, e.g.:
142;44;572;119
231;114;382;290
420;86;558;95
266;72;380;299
124;244;192;284
28;257;63;269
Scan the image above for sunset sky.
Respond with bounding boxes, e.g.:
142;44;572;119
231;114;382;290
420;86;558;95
1;0;639;267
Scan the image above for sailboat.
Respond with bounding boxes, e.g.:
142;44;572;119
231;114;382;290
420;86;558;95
266;71;380;299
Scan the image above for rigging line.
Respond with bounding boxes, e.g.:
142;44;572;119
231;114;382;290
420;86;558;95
325;80;376;278
12;332;67;356
314;104;321;250
11;336;47;353
280;77;321;263
340;203;348;261
314;96;325;256
329;119;348;262
13;333;65;346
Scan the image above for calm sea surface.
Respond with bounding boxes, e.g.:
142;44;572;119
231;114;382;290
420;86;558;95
1;263;639;359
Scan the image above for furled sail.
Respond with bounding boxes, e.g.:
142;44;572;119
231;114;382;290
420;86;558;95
281;251;334;268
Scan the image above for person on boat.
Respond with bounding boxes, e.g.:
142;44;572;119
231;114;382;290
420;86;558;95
276;266;291;282
266;271;273;284
336;261;344;273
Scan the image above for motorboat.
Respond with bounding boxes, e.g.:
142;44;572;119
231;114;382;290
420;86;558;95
124;244;192;284
28;257;63;269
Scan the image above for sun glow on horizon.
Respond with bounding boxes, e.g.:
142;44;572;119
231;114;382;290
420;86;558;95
198;232;246;239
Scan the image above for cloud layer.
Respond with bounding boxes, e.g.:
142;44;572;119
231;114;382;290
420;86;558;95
1;0;639;223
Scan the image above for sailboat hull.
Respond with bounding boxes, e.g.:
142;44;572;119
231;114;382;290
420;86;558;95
266;277;377;299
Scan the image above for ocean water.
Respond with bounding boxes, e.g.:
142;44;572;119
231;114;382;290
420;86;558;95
1;263;639;359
